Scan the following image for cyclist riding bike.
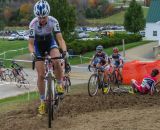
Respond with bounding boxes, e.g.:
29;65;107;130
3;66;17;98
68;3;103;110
89;45;110;93
28;0;67;115
131;69;159;95
110;47;123;79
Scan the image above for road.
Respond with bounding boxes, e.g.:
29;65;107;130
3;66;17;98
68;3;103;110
0;42;158;99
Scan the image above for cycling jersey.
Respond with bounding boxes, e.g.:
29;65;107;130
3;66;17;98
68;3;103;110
92;52;109;66
132;75;157;94
111;53;123;67
141;75;157;90
29;16;61;58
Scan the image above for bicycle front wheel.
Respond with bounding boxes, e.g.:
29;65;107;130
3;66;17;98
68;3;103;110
88;74;99;97
46;73;54;128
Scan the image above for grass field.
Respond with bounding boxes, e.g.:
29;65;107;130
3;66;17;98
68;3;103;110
0;39;152;66
0;39;28;66
86;7;149;25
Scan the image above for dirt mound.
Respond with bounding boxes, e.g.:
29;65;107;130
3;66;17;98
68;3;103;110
1;91;160;130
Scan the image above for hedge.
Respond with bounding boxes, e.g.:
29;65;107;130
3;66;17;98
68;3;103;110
67;33;142;54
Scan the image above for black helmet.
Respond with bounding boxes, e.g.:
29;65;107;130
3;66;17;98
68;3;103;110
151;69;159;77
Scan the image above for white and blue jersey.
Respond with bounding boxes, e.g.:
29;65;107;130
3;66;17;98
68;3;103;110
29;16;61;58
111;53;123;67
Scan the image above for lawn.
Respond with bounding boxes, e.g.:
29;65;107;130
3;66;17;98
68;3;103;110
0;39;28;66
86;7;149;25
0;39;152;67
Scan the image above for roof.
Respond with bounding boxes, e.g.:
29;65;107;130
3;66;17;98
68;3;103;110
146;0;160;23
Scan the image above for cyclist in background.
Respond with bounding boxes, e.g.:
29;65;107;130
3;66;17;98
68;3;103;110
89;45;110;93
131;69;159;95
28;0;67;115
110;47;123;79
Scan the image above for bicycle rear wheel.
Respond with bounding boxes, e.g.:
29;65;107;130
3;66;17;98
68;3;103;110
88;74;99;97
4;69;12;82
64;77;71;93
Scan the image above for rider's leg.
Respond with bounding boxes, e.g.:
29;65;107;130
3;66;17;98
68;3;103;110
35;61;45;115
35;61;45;102
104;66;110;84
131;79;141;92
50;48;64;94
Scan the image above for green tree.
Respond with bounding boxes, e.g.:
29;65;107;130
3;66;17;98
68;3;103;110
0;20;5;30
48;0;76;41
124;0;145;33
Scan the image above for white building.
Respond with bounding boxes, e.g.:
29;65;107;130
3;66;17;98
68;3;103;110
145;0;160;43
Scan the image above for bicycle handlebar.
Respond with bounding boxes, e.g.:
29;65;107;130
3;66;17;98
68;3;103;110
32;56;64;70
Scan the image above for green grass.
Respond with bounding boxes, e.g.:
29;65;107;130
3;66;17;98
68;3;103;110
0;39;152;67
0;92;39;104
0;91;39;113
0;39;29;67
68;40;151;65
86;7;149;25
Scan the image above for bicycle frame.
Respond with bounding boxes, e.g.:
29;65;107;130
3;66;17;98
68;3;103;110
44;55;56;102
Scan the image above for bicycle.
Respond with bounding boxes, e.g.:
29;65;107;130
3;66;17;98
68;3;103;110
32;53;63;128
88;65;111;97
152;81;160;94
0;61;11;82
9;61;29;89
109;65;127;93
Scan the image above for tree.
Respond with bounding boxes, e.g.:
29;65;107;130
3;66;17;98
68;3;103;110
3;7;13;23
48;0;76;42
124;0;145;33
20;3;32;20
0;20;5;30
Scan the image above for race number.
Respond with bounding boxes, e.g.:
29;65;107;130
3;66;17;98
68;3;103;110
29;28;35;37
56;24;60;31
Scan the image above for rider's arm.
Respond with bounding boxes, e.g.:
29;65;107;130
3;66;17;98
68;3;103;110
53;18;67;52
90;55;95;65
28;38;34;54
56;33;67;52
28;20;35;54
119;55;124;65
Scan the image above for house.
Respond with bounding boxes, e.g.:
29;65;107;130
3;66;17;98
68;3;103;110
145;0;160;43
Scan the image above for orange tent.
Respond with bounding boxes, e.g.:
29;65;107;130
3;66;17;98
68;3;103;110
122;60;160;85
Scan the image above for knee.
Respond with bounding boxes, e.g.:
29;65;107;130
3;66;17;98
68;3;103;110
53;60;61;69
38;74;45;80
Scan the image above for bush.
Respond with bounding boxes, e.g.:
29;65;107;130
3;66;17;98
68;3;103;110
67;33;142;54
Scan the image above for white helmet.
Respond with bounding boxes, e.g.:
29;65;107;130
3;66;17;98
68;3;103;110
34;0;50;17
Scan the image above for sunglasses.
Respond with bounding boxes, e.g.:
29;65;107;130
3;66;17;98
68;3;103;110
38;16;47;20
97;51;102;53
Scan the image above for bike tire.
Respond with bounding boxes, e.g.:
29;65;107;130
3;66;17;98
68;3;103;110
64;77;71;93
16;79;22;88
23;80;30;89
88;74;99;97
154;81;160;94
47;73;53;128
0;73;6;81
